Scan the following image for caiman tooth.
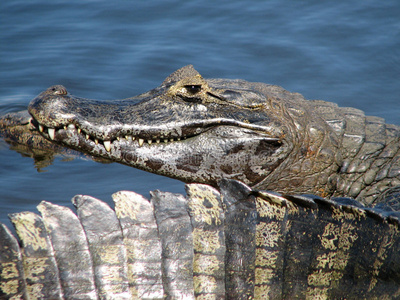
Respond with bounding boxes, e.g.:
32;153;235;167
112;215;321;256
147;140;152;145
86;134;90;140
48;128;55;140
95;139;99;145
116;136;120;141
156;139;160;144
104;140;111;152
138;138;144;147
39;124;44;132
77;128;81;134
126;135;132;141
164;139;168;143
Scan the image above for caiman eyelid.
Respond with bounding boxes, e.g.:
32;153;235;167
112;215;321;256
179;91;224;104
178;94;203;103
178;85;203;103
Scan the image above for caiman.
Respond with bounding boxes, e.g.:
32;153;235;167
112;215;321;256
0;65;399;299
26;65;400;206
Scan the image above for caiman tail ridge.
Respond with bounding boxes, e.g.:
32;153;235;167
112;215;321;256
1;181;400;299
28;65;400;205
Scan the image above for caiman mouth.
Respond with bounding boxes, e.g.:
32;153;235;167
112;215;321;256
30;116;280;153
31;118;189;151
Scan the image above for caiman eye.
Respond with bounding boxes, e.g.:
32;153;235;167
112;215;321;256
184;85;202;95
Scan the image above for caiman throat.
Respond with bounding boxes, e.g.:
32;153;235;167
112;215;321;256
28;65;400;205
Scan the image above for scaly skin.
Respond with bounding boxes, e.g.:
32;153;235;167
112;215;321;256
1;181;399;299
27;65;400;206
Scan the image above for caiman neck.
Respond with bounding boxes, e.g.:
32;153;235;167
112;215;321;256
253;100;341;198
265;99;400;206
333;117;400;206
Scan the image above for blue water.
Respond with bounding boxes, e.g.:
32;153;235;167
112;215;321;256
1;1;399;229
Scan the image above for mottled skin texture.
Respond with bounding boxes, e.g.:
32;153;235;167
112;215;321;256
27;65;400;206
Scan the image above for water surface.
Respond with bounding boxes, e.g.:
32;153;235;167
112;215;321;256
1;1;399;229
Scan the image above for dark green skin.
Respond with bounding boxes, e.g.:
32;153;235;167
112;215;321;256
27;65;400;206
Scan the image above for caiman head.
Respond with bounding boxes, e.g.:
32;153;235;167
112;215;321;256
28;65;339;194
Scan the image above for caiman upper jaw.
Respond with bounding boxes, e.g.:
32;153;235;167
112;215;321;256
29;85;281;153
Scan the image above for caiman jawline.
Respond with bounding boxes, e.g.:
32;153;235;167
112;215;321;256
32;117;280;153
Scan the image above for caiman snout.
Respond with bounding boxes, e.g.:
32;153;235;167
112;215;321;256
27;65;290;189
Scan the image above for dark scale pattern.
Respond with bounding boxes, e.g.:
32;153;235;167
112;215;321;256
1;180;399;299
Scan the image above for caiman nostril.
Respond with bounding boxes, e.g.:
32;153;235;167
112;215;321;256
47;85;68;96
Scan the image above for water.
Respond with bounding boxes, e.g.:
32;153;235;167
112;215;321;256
1;1;399;229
